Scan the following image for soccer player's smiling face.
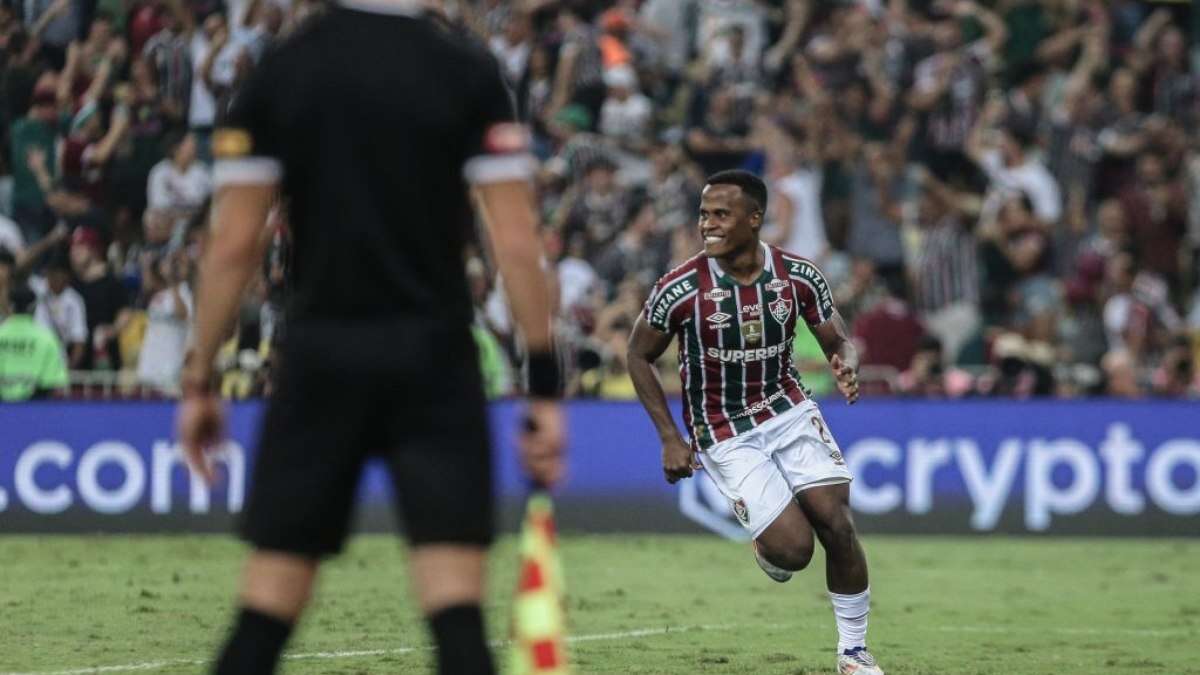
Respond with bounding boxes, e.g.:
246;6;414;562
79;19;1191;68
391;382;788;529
698;184;759;258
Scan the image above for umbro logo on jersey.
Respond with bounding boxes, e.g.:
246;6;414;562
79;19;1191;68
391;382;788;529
704;289;731;302
706;311;732;328
765;279;789;293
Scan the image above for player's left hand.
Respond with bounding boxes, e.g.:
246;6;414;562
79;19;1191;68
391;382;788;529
177;390;226;485
831;353;859;404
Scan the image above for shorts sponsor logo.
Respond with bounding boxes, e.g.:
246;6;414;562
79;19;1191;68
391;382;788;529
830;449;845;465
706;311;732;329
769;297;792;324
765;279;789;293
741;320;763;345
732;498;749;525
730;388;790;420
704;289;731;302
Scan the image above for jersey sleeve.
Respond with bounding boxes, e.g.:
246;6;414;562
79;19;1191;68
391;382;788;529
461;56;536;186
642;273;696;334
785;258;835;327
212;54;284;188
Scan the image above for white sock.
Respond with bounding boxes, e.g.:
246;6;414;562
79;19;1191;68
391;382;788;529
829;587;870;653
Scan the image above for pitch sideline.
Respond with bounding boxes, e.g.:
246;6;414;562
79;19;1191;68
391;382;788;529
0;623;734;675
4;622;1193;675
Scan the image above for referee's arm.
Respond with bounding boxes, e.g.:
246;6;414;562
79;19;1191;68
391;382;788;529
473;178;565;488
178;176;275;483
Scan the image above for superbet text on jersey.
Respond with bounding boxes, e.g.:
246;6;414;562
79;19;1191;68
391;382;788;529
643;243;834;450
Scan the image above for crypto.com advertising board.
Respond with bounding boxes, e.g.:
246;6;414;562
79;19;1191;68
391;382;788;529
0;400;1197;536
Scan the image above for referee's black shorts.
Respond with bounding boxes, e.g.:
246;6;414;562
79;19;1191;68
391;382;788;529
239;319;493;557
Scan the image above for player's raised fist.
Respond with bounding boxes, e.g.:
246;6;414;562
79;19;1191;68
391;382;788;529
662;435;695;484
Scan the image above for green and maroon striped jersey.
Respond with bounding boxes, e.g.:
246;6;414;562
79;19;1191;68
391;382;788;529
642;243;835;450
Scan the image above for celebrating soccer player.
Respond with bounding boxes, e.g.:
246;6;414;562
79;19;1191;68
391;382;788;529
628;170;884;675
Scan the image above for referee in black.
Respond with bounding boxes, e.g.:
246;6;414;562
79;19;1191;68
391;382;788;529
176;2;565;673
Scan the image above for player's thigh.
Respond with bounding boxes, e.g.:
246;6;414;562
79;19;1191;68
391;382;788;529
698;437;794;540
767;403;853;494
241;361;373;557
382;374;494;547
795;480;856;536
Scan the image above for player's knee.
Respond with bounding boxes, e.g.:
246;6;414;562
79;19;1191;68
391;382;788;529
762;538;813;571
823;512;859;553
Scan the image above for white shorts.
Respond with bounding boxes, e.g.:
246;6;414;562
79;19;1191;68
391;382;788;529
698;401;852;539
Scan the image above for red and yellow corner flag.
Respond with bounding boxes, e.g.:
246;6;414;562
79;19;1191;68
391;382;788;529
509;492;570;674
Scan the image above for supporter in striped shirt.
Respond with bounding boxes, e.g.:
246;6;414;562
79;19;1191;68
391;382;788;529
909;167;981;365
627;170;885;675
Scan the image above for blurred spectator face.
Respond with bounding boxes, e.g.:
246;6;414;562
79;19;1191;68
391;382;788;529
585;163;616;195
727;26;745;58
1158;27;1185;66
1135;154;1165;186
69;239;100;274
144;209;172;246
47;266;71;295
864;143;893;181
29;86;57;122
651;145;679;178
604;66;636;102
1106;252;1136;291
1096;200;1128;247
504;13;530;44
263;5;284;35
998;196;1034;233
840;81;867;120
132;57;155;87
1109;69;1137;111
708;88;735;120
1102;349;1141;397
698;184;759;258
203;13;227;39
88;16;112;44
528;46;549;78
932;18;962;51
173;134;198;166
556;9;580;33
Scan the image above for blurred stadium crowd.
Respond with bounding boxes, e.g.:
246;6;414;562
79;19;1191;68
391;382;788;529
0;0;1198;402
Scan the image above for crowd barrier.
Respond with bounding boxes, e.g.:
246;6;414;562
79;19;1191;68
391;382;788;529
1;399;1197;536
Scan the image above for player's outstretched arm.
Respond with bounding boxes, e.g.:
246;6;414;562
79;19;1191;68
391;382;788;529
812;310;860;404
474;180;565;489
627;315;694;484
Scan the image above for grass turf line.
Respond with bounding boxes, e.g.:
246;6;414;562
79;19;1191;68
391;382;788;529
1;535;1197;674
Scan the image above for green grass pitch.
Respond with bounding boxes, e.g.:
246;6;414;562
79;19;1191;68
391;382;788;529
2;534;1197;674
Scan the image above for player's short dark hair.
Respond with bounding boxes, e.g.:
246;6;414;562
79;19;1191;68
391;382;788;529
705;170;768;214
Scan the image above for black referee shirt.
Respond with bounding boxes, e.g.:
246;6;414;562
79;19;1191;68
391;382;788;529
213;0;533;335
